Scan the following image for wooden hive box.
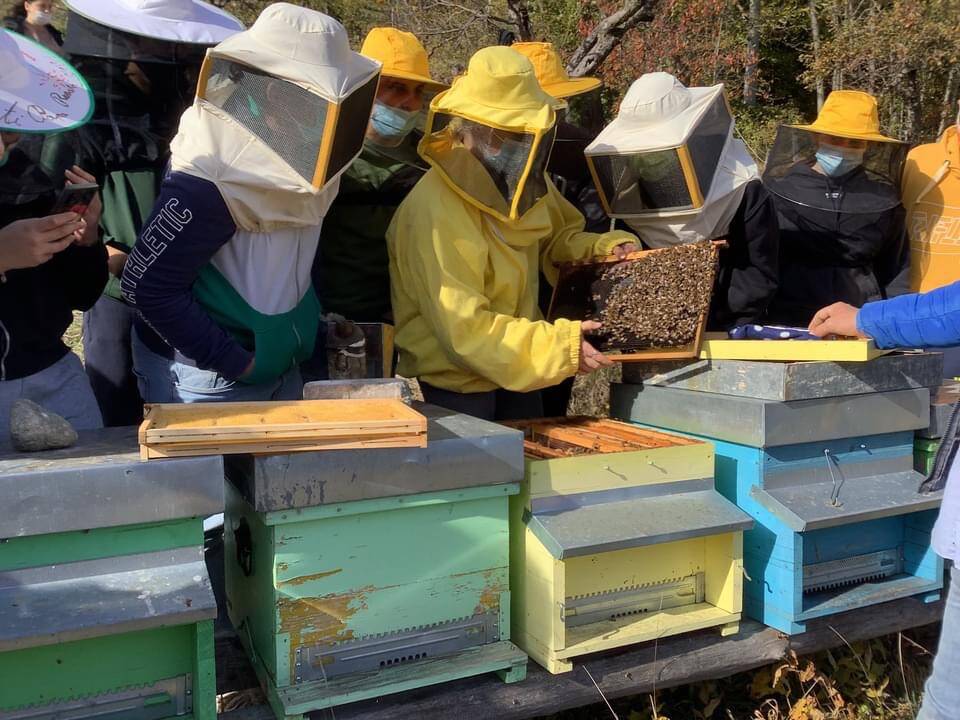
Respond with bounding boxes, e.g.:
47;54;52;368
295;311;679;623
139;399;427;460
0;428;223;719
505;418;752;674
222;405;527;718
615;369;944;635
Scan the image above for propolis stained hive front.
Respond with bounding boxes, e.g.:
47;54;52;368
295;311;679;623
223;405;527;718
506;418;752;674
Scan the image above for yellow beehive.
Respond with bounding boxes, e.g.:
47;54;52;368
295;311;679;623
506;418;752;674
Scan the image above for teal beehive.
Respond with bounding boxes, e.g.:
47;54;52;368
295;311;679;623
223;404;527;718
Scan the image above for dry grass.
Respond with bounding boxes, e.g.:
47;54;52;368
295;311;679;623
542;629;937;720
64;311;83;361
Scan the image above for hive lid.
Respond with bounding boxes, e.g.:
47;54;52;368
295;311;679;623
226;404;524;511
0;547;216;652
527;487;753;559
0;427;224;538
751;472;941;532
612;385;930;448
698;334;888;362
629;352;944;401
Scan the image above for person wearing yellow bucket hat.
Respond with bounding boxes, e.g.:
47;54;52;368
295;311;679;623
387;46;637;421
305;28;445;380
762;89;911;326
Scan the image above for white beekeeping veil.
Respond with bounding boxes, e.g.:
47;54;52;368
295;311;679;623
586;73;757;247
170;3;382;231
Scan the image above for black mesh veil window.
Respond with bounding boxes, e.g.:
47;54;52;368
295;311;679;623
516;125;556;216
64;11;205;64
591;150;694;215
687;95;733;198
421;113;546;218
203;58;330;184
322;73;379;186
762;125;909;212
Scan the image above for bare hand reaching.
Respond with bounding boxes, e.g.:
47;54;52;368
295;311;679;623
808;302;867;339
578;320;614;374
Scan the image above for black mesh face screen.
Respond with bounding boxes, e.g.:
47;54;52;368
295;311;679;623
516;125;556;216
762;125;909;213
687;95;732;198
64;11;200;64
592;150;694;214
204;57;330;184
420;113;540;217
322;73;379;185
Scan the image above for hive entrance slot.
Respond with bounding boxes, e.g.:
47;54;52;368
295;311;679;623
563;573;705;628
802;548;904;595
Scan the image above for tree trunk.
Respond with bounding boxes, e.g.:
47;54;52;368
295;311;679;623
743;0;761;106
506;0;534;42
566;0;658;78
938;66;959;137
808;0;825;109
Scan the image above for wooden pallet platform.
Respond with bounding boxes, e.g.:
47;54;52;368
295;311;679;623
216;586;944;719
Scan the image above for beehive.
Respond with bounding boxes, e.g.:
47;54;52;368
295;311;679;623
615;354;945;634
223;405;527;718
506;418;752;674
0;428;222;719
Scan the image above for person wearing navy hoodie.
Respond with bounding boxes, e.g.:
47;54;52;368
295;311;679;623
121;4;380;403
808;291;960;720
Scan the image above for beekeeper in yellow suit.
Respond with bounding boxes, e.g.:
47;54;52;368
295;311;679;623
387;46;637;421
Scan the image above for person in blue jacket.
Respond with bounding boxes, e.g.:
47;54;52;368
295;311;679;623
809;288;960;720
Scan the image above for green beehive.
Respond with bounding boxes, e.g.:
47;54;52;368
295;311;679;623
223;405;527;719
0;428;223;719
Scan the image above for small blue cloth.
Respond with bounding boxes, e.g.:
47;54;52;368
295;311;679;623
728;324;820;341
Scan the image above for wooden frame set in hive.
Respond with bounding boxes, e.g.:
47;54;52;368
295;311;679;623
138;399;427;459
547;244;718;361
505;418;752;674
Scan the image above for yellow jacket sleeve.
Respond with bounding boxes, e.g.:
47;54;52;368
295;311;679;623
538;180;637;285
392;202;583;393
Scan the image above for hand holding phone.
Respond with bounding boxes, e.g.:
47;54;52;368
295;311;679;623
61;166;102;246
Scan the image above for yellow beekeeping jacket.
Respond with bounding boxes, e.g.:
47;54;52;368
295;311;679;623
387;168;634;393
904;126;960;292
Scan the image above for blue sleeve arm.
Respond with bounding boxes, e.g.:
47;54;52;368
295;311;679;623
857;280;960;349
120;172;252;379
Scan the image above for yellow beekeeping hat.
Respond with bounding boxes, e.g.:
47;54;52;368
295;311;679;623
790;90;901;143
511;41;600;99
361;27;447;91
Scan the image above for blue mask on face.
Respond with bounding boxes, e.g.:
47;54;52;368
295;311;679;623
369;101;419;143
815;143;864;177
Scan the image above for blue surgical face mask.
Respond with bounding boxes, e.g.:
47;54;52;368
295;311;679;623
815;142;865;177
369;101;419;144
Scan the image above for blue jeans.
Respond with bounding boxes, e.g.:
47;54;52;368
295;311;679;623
918;566;960;720
0;351;102;438
131;327;303;404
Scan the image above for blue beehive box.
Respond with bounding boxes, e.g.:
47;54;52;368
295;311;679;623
613;355;945;634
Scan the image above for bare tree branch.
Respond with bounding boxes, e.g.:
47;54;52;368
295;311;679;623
506;0;534;41
566;0;658;78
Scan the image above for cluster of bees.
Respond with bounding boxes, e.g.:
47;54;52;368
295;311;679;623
595;241;717;349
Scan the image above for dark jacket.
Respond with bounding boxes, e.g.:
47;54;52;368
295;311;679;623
312;140;425;323
0;138;108;381
710;179;780;329
2;17;63;45
767;162;909;326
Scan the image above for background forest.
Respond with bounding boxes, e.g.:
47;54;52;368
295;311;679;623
214;0;960;162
